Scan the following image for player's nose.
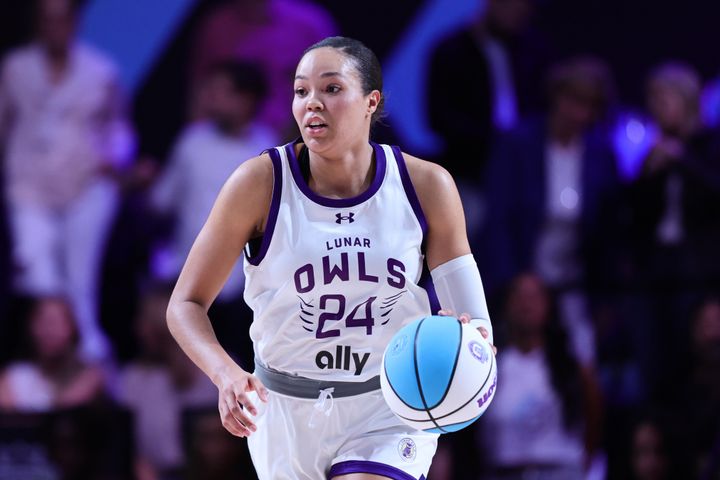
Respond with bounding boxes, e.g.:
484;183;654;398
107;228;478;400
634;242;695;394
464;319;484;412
306;93;323;111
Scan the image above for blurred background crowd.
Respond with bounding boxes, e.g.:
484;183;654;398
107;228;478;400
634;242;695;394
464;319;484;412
0;0;719;479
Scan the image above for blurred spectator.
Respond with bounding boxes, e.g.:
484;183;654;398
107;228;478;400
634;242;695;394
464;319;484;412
0;297;107;412
190;0;337;139
117;287;216;480
427;0;554;183
476;273;603;480
613;410;695;480
618;63;720;403
45;407;134;480
630;418;669;480
482;56;620;297
150;60;275;367
182;408;257;480
662;297;720;477
426;0;554;248
0;192;10;365
628;62;720;289
0;0;135;362
0;407;132;480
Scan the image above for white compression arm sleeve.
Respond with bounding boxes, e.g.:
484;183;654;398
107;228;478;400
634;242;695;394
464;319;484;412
430;254;493;344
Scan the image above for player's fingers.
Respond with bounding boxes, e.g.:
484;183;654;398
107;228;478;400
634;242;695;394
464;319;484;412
458;312;471;324
437;309;455;317
225;391;257;434
478;327;498;355
230;401;258;433
249;375;269;403
232;383;259;416
218;399;250;437
231;388;259;431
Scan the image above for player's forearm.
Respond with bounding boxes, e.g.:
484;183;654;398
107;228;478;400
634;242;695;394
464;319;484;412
431;254;493;344
166;299;240;385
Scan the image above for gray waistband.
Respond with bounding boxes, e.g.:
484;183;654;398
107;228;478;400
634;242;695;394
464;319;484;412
254;362;381;399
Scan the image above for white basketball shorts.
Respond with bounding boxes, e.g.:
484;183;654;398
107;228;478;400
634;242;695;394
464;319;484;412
245;388;438;479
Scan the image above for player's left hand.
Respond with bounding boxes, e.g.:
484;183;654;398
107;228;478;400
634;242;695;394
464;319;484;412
438;309;497;355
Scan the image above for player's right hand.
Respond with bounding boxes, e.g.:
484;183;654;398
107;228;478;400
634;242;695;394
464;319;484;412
213;363;269;437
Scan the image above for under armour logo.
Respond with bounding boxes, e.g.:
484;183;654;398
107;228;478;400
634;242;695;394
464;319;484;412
335;212;355;224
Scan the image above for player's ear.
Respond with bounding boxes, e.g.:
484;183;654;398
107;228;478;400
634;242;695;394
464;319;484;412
367;90;381;116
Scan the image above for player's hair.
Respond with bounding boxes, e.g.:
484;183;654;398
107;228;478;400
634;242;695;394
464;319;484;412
208;60;268;102
303;36;385;126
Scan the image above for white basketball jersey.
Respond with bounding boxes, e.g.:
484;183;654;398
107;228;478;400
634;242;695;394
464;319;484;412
243;141;431;382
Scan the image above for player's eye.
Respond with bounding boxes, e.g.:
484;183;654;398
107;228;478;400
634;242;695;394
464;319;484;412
326;84;341;94
294;87;307;97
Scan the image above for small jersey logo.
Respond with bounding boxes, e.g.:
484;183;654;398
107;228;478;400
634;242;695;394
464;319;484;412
468;340;489;363
335;212;355;224
398;438;417;462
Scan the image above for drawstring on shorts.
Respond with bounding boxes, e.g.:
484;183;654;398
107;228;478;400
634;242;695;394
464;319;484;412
307;387;335;428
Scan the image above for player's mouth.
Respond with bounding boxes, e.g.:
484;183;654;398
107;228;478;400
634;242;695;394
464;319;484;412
305;119;328;135
305;116;327;127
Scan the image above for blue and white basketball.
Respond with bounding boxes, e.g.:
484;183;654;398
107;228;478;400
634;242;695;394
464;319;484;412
380;316;497;433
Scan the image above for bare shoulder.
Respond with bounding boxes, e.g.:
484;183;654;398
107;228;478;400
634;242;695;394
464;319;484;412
224;152;275;195
399;151;469;267
214;151;276;235
401;152;458;210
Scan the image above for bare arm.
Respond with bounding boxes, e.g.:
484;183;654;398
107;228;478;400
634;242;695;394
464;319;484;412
404;154;495;348
404;154;472;270
166;153;273;437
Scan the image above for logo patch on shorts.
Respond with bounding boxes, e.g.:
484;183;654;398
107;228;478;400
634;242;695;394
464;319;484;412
398;438;417;462
468;340;489;363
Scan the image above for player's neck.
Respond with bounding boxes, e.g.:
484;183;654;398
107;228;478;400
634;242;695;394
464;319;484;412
306;142;375;199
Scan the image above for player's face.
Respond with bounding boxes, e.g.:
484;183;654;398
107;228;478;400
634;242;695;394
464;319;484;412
293;47;378;154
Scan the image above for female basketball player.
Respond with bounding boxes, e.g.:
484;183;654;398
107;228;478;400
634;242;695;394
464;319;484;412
167;36;494;480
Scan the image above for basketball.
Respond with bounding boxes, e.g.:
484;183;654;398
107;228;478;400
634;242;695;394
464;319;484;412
380;315;497;433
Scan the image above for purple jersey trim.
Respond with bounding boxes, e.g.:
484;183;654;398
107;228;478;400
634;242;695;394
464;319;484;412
285;140;387;208
245;148;283;266
391;146;428;251
328;460;420;480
